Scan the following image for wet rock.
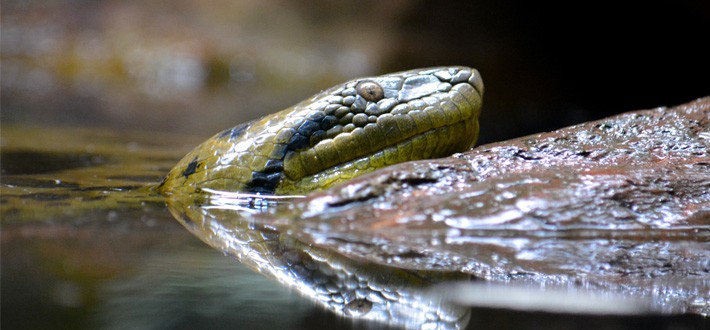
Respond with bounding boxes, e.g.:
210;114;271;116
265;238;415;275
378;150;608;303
292;97;710;314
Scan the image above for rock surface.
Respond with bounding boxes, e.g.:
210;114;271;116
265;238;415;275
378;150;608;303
289;97;710;314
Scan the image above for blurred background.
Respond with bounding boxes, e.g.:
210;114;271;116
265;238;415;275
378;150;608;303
3;0;708;144
2;2;710;329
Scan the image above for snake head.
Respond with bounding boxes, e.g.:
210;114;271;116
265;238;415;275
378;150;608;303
160;66;483;195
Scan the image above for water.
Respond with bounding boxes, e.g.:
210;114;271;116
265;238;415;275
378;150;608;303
2;126;707;329
0;126;356;329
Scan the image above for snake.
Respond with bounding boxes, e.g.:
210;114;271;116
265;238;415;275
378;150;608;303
158;66;483;195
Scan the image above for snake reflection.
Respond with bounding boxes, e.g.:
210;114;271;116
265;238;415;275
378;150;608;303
167;197;471;329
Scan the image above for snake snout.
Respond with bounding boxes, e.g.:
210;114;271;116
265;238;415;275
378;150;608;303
445;66;484;97
465;68;484;97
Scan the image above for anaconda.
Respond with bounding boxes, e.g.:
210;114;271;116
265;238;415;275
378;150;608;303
159;66;483;195
3;69;708;328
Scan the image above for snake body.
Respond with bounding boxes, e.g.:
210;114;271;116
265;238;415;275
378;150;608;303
159;66;483;195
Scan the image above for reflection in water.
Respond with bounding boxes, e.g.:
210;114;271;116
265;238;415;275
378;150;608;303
94;248;319;330
166;192;472;329
164;185;710;328
3;125;706;328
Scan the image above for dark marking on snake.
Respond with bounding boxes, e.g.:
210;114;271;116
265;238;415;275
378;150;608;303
245;112;332;193
246;171;282;194
298;119;321;137
182;158;199;178
271;143;289;157
218;122;250;140
309;130;326;146
306;111;326;122
262;159;284;173
288;115;328;152
287;133;309;151
320;115;338;130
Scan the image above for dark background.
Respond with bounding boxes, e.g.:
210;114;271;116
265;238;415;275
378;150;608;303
3;0;708;144
385;0;710;143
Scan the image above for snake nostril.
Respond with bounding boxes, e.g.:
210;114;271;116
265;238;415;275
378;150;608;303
450;69;472;84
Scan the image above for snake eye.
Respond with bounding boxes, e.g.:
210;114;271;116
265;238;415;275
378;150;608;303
355;81;384;102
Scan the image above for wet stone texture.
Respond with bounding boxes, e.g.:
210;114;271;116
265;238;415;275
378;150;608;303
290;97;710;314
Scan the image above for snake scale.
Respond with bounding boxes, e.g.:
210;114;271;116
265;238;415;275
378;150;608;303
159;66;483;195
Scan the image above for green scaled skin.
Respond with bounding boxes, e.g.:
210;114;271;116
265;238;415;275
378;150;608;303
160;66;483;195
